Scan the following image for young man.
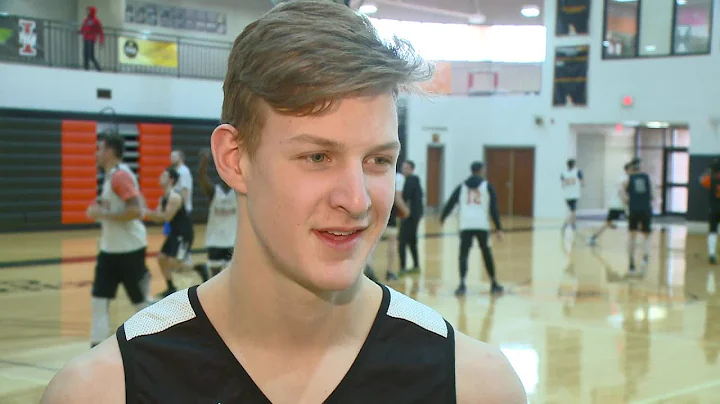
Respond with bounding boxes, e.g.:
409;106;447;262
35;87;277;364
440;162;505;296
588;162;631;246
146;168;195;298
623;158;653;274
85;134;149;348
370;169;410;282
560;158;583;231
195;147;238;280
41;2;525;403
399;160;424;273
700;158;720;264
170;150;194;214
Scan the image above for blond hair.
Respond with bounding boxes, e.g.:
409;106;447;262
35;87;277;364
221;0;433;157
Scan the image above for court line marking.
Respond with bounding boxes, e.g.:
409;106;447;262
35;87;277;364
0;359;60;373
630;378;720;403
0;227;538;269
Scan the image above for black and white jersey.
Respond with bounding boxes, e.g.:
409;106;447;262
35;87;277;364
116;283;457;403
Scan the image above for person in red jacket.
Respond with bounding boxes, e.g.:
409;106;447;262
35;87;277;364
79;6;104;71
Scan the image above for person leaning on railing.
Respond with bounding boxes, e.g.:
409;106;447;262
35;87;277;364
78;6;104;71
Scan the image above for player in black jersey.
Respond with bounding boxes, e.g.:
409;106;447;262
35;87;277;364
41;2;526;403
700;158;720;264
146;167;195;298
622;159;654;274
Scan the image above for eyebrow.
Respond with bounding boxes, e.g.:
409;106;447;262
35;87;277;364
286;133;401;153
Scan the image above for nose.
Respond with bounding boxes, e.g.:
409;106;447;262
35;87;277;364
329;162;371;218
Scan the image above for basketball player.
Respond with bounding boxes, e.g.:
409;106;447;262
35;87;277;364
399;160;424;273
588;162;631;246
145;167;195;298
195;148;238;279
169;150;195;267
700;158;720;264
41;2;526;403
367;170;409;281
440;162;504;296
623;158;653;274
85;134;150;348
561;158;584;231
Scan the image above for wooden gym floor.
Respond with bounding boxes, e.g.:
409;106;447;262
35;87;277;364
1;215;719;403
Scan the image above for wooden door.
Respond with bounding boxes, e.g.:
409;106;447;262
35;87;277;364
426;146;444;209
485;149;512;215
512;148;535;217
485;147;535;217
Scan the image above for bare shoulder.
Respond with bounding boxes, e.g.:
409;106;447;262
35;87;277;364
455;330;527;404
40;336;125;404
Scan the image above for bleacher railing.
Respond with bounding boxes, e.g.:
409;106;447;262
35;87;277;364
0;14;231;80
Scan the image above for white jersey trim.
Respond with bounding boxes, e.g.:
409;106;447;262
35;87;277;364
123;289;196;341
385;286;448;338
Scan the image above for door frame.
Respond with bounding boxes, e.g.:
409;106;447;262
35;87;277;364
425;143;445;214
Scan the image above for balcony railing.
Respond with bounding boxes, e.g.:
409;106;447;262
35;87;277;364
0;14;231;80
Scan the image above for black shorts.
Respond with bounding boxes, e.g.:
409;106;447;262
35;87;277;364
161;231;194;261
92;248;149;304
606;209;625;222
566;199;578;212
710;210;720;233
628;211;652;233
207;247;233;267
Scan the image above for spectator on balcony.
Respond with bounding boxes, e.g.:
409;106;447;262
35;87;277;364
79;6;104;71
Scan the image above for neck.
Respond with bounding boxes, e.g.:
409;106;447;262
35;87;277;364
199;215;379;348
103;159;120;173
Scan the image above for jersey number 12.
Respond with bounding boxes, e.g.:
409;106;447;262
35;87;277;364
467;189;481;205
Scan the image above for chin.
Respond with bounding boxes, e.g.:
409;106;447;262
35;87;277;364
303;259;366;293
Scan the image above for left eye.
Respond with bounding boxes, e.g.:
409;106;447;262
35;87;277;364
305;153;329;163
368;156;392;165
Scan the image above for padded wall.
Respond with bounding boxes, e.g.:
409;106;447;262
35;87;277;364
61;120;97;224
0;117;62;229
138;124;172;209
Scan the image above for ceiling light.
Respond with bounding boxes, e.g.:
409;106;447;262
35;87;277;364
521;6;540;18
358;4;377;14
676;0;687;4
645;121;670;128
468;13;487;24
613;0;638;3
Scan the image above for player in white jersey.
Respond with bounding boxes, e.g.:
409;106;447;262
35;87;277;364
588;162;631;246
440;162;504;296
194;148;238;280
85;134;150;348
560;158;584;231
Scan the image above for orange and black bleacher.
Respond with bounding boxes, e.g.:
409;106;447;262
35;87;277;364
0;109;220;233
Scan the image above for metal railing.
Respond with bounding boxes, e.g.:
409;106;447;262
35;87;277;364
0;14;231;80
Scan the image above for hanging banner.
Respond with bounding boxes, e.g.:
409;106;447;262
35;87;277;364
118;36;178;68
0;16;45;60
556;0;590;36
553;45;589;107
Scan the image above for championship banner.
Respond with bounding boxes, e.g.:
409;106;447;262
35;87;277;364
0;16;45;60
118;36;178;68
552;45;589;107
556;0;590;36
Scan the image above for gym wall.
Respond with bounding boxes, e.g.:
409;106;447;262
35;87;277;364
0;108;220;233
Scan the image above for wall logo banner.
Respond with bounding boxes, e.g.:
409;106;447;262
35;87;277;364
0;16;45;60
552;45;589;107
118;36;178;68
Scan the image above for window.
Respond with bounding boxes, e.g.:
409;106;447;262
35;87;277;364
603;0;639;58
602;0;713;59
674;0;712;54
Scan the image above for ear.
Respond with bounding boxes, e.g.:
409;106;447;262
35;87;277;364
210;124;248;194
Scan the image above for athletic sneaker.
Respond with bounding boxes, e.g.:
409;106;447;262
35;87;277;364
491;283;504;295
454;284;466;297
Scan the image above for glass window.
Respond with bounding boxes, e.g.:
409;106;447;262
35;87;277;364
638;0;675;56
665;186;688;213
603;0;639;58
674;0;712;54
667;152;689;184
672;128;690;147
603;0;714;58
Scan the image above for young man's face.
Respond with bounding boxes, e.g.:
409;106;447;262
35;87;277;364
96;141;110;168
402;162;413;176
244;94;399;291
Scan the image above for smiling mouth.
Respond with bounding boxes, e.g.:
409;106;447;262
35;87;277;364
313;227;368;249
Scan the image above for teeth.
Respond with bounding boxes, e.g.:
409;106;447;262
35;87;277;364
328;231;354;236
